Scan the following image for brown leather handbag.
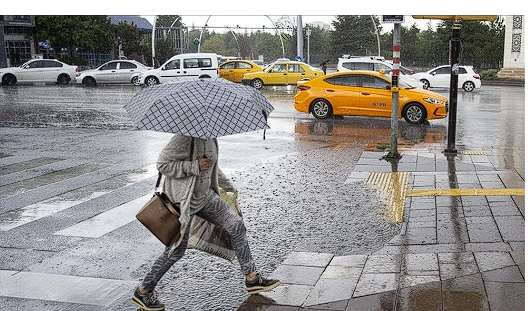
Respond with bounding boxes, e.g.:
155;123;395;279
136;173;181;246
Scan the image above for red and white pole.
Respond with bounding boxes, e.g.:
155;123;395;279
388;22;401;158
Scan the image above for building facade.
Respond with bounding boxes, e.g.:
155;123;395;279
498;15;525;80
0;15;36;68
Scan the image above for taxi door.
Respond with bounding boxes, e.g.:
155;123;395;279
267;64;288;84
117;61;138;83
358;75;392;117
219;61;236;81
322;74;361;115
234;62;255;82
286;64;305;84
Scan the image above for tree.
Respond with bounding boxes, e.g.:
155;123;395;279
156;15;182;28
114;21;143;61
331;15;382;60
32;16;114;59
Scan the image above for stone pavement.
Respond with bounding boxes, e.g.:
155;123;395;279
238;147;525;311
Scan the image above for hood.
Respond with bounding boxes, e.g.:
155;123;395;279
405;87;447;100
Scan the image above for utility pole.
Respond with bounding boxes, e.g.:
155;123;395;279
381;15;404;159
445;20;461;154
306;27;311;64
151;16;156;67
297;16;303;60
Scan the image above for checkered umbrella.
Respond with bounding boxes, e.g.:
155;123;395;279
124;78;274;139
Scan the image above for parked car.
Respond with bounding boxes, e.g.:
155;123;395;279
294;70;448;124
219;60;263;83
0;59;78;86
138;53;219;86
75;60;151;86
337;56;423;89
242;60;324;89
411;65;481;92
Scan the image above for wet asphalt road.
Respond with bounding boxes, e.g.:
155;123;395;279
0;83;524;310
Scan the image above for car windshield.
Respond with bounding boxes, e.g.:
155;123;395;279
383;74;414;89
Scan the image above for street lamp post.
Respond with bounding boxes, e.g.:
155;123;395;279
306;27;311;64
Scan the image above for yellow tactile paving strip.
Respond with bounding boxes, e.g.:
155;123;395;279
462;150;490;155
364;172;409;223
408;188;525;197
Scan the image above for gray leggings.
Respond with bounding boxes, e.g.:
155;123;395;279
141;193;256;291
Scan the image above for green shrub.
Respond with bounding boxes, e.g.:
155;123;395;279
479;69;499;80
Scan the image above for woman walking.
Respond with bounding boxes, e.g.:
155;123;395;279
132;135;281;311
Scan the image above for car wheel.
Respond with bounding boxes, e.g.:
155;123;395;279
2;74;17;86
462;81;475;92
420;79;430;89
57;74;71;85
145;76;159;86
82;77;96;86
311;99;333;119
198;75;211;79
131;76;141;86
403;102;427;124
251;78;263;89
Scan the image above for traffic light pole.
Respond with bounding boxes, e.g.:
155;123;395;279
445;21;461;154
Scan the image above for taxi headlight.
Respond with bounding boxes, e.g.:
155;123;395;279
423;97;444;105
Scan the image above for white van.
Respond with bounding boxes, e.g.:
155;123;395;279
138;53;219;86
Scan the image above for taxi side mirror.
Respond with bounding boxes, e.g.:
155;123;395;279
378;69;385;75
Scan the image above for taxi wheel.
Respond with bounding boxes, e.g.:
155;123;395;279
420;79;430;89
403;103;427;124
462;81;475;92
311;99;333;119
251;78;263;89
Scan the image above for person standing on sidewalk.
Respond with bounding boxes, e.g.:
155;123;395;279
132;135;281;311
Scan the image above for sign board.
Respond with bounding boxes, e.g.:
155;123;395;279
382;15;405;23
193;37;200;45
412;15;497;21
294;56;303;61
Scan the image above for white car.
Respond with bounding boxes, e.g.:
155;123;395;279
411;65;481;92
0;59;78;86
337;57;424;89
138;53;219;86
75;60;151;86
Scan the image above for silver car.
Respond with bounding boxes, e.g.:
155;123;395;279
75;60;151;86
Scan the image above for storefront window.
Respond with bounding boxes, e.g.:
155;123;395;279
5;40;32;66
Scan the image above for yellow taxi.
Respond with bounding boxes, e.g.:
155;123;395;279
242;60;324;89
294;70;448;124
218;60;264;83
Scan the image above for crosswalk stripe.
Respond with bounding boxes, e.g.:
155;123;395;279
54;193;151;238
0;270;136;307
0;164;157;231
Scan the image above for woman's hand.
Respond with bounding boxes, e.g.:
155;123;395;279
198;155;212;171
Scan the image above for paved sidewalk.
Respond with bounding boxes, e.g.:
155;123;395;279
238;148;525;311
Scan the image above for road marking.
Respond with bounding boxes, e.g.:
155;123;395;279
0;270;136;306
0;164;157;231
407;188;525;197
54;193;151;238
364;172;409;223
